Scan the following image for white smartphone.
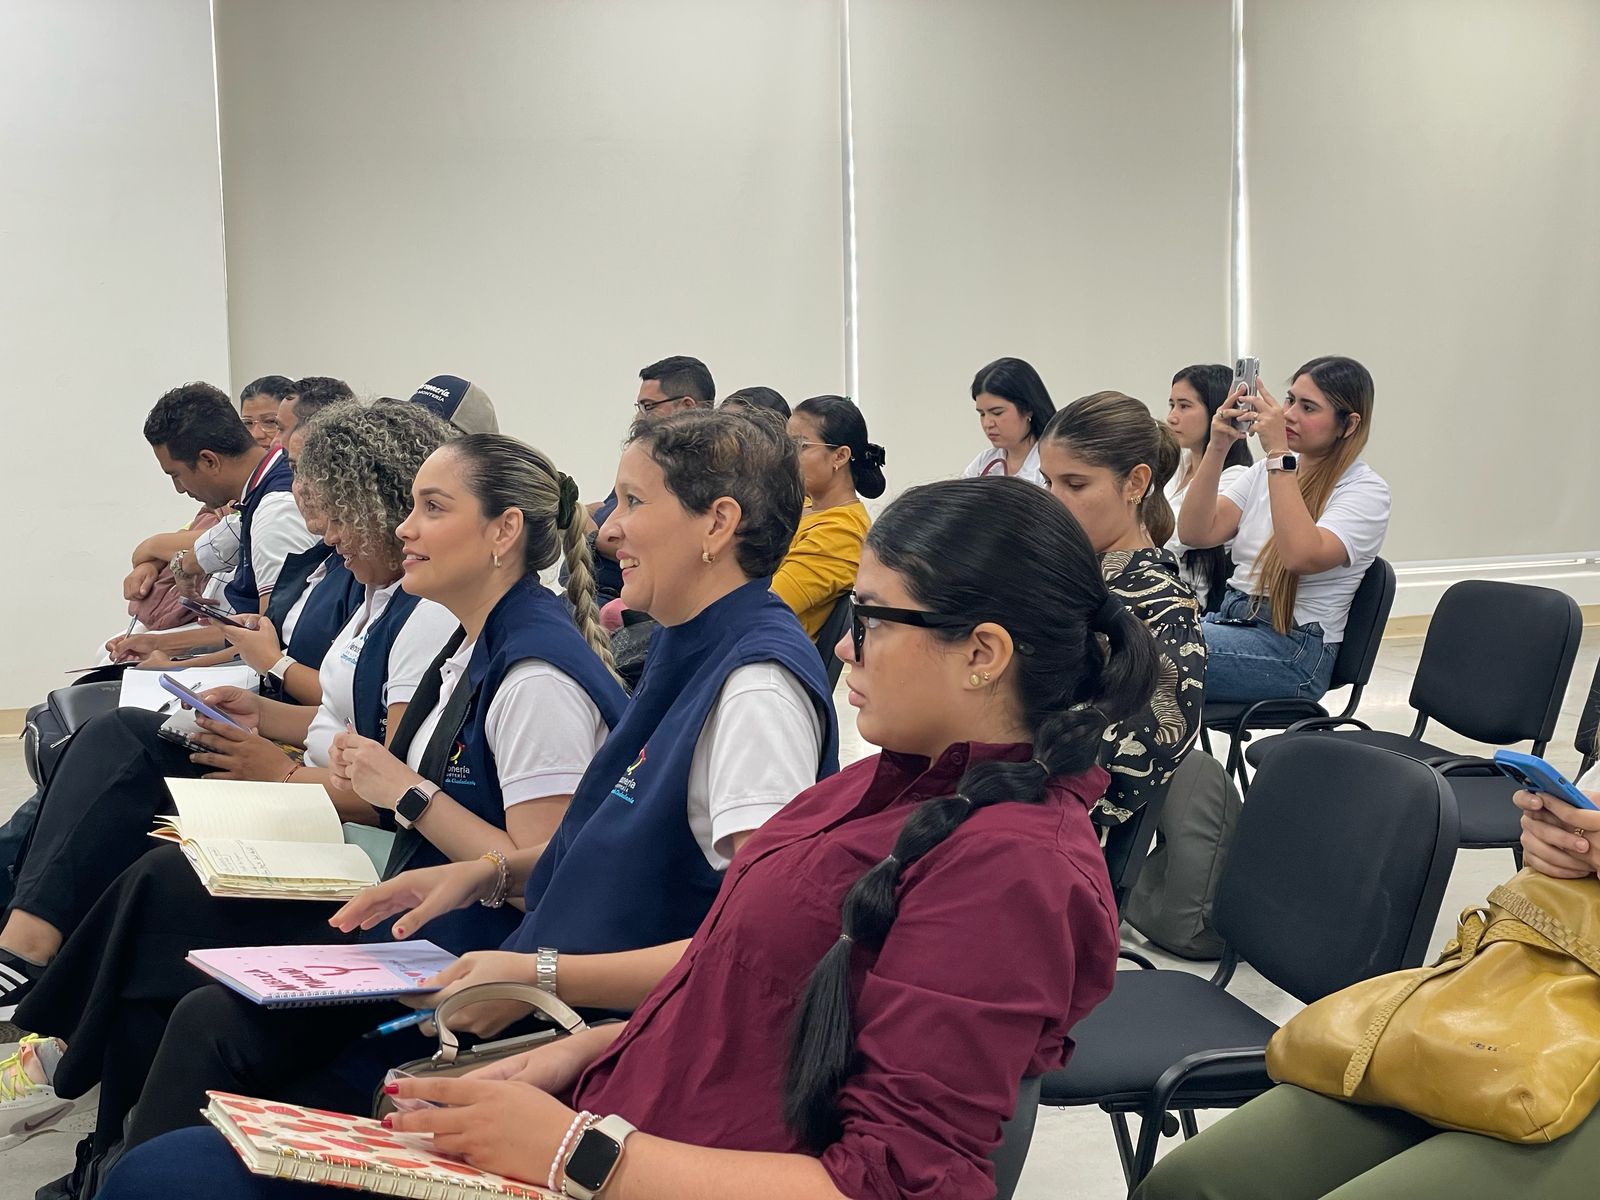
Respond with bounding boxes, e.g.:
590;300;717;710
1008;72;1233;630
1231;356;1260;431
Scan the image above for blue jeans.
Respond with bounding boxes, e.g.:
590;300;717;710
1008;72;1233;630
101;1128;311;1200
1201;590;1338;705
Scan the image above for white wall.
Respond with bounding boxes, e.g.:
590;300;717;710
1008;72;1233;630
849;0;1235;486
213;0;846;502
1245;0;1600;563
0;0;231;707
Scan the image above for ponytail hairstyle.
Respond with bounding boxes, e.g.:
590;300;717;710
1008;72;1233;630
1039;391;1182;546
1171;365;1252;612
793;395;887;500
1253;356;1374;635
970;356;1056;439
447;434;617;678
628;407;803;578
782;477;1161;1150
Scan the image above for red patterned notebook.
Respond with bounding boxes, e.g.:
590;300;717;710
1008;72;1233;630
204;1092;554;1198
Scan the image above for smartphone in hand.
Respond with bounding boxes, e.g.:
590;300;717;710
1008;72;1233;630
1494;749;1599;811
157;674;249;732
1231;356;1260;431
178;596;248;629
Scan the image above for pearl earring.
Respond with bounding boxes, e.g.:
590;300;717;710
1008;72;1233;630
969;673;981;687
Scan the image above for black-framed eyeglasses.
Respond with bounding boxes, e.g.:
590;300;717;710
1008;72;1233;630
635;394;689;415
848;597;973;663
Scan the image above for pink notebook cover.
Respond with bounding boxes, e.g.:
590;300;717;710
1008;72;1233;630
207;1092;551;1197
187;941;457;1007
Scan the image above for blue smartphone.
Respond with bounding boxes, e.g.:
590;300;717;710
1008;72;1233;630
157;674;248;733
1493;749;1598;811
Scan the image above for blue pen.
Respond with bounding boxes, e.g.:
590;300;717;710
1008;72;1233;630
363;1009;434;1039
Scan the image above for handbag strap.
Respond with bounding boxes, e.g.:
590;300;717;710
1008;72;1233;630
1486;884;1600;977
432;981;588;1066
1338;907;1491;1096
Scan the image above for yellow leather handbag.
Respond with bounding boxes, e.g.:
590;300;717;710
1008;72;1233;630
1266;870;1600;1143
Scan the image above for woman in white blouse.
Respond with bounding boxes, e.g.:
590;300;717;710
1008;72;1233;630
961;357;1056;485
1164;364;1254;612
1177;356;1390;705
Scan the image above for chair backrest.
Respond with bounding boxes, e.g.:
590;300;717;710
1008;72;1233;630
813;593;853;690
1577;655;1600;778
990;1075;1041;1200
1410;580;1582;746
1101;776;1171;912
1213;739;1458;1004
1329;556;1396;690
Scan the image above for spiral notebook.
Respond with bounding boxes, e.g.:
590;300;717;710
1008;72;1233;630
205;1092;553;1198
187;941;456;1008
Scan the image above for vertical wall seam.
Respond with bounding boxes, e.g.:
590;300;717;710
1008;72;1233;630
839;0;861;402
208;0;233;391
1230;0;1250;359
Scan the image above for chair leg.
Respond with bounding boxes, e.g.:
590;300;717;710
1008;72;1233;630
1108;1111;1137;1188
1179;1109;1199;1140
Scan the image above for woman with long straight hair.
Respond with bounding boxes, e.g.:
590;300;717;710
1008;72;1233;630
100;477;1157;1200
1177;356;1390;705
1038;391;1206;823
1164;364;1254;612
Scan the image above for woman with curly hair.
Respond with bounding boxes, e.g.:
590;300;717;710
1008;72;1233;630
0;402;461;1015
9;420;638;1192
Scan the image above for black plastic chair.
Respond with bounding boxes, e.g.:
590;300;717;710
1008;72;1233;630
813;593;853;690
990;1075;1041;1200
1037;739;1458;1191
1577;654;1600;779
1101;777;1172;915
1246;580;1582;865
1199;557;1394;790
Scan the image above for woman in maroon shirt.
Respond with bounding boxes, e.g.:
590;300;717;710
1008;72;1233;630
101;477;1159;1200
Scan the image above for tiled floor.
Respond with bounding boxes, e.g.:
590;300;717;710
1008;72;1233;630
1;627;1595;1199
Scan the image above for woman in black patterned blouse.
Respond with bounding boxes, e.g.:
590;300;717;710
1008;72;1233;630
1037;392;1206;823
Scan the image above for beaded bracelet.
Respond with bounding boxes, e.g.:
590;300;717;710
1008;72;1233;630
478;849;510;908
549;1110;596;1192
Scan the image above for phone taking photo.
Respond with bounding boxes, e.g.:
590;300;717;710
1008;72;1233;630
1231;356;1260;431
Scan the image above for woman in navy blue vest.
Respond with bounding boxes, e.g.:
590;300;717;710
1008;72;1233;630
12;429;629;1190
106;408;841;1157
0;403;458;1009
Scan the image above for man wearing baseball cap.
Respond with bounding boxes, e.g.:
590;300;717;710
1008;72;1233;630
408;374;498;435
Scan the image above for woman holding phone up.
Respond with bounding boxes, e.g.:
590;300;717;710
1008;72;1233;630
1176;357;1389;706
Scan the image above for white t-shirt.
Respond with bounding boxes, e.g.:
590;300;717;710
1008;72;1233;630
1165;460;1252;610
193;494;318;596
1222;459;1391;643
686;662;824;870
962;444;1045;487
405;638;610;809
302;583;459;768
278;557;329;645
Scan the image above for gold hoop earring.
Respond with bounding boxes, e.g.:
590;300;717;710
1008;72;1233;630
492;552;502;569
701;550;715;564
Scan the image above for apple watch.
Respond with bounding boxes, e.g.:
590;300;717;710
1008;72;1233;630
561;1113;636;1198
267;653;296;682
394;782;440;830
1265;453;1299;473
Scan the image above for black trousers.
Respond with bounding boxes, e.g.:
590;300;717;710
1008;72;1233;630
124;985;432;1149
8;708;199;937
15;843;350;1153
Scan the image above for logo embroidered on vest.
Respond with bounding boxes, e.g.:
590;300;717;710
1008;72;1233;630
444;739;473;788
609;746;647;804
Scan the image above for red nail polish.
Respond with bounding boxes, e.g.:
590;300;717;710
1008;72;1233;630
382;1083;400;1095
380;1115;393;1128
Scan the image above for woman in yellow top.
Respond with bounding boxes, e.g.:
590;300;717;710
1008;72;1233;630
773;395;885;637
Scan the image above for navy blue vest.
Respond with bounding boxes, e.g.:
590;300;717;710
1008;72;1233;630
223;450;297;613
589;491;623;601
349;586;426;741
281;555;365;672
370;579;629;955
504;579;840;956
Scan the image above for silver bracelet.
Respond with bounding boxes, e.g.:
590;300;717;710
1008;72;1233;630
477;850;510;908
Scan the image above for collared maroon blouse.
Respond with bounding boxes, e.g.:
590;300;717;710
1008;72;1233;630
571;741;1119;1199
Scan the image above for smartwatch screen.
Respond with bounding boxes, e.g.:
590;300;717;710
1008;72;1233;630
566;1127;623;1188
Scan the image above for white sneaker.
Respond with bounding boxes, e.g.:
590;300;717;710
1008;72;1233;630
0;1034;73;1151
